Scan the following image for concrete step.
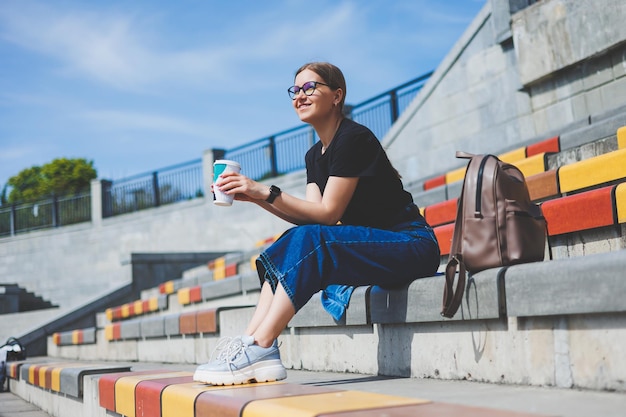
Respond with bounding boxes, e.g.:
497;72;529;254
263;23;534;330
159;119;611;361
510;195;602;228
48;249;626;392
6;358;626;417
0;284;57;314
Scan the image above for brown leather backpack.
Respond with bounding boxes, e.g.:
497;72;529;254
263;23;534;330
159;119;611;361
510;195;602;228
441;152;547;318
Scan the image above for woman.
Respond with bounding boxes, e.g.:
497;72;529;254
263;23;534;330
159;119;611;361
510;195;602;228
193;62;440;385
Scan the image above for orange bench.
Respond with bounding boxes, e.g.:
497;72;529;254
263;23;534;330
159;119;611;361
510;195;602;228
423;136;560;191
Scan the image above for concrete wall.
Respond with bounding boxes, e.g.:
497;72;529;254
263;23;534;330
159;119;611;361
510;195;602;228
513;0;626;86
385;0;626;186
1;0;626;337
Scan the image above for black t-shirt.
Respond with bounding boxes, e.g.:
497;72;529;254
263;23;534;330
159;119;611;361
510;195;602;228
305;118;414;228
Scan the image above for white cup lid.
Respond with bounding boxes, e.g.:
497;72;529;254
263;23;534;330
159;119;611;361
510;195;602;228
214;159;240;168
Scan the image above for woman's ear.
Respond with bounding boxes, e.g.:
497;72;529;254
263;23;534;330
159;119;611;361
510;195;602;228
334;88;344;106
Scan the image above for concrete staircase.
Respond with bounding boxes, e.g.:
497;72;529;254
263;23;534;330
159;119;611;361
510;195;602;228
0;284;57;314
3;111;624;416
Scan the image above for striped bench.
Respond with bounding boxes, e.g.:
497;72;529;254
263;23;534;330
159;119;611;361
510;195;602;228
105;294;168;322
207;252;243;281
158;251;246;303
97;369;543;417
417;122;626;208
177;271;260;306
6;359;49;380
427;147;626;256
422;136;560;191
104;306;255;341
542;183;626;236
558;147;626;194
8;360;130;398
52;327;97;346
434;181;626;257
174;242;280;307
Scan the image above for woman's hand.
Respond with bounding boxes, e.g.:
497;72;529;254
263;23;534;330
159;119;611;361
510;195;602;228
214;171;267;202
214;172;358;227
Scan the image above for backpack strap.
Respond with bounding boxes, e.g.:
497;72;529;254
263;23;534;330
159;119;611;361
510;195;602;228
441;255;467;318
441;196;468;318
440;151;477;318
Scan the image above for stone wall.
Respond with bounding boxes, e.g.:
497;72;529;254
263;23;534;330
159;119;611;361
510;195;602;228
385;0;626;185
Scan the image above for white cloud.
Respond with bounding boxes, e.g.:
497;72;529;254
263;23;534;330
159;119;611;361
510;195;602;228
0;1;363;93
0;2;221;91
0;0;486;185
1;4;138;87
78;109;210;137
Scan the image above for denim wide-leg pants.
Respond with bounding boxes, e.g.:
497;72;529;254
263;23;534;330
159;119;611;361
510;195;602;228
256;216;440;318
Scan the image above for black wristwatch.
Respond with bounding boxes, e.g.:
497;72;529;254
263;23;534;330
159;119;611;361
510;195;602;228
266;185;282;204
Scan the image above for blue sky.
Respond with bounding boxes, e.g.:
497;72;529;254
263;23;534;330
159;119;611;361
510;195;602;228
0;0;486;189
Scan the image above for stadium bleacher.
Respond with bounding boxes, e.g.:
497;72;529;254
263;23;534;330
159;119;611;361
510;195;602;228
3;121;621;416
4;1;626;416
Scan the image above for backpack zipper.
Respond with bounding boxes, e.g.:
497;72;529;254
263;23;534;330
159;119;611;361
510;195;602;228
475;155;492;215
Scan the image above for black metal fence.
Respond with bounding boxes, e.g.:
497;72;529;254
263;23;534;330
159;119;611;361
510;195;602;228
0;193;91;237
0;70;432;231
102;159;204;217
223;126;316;182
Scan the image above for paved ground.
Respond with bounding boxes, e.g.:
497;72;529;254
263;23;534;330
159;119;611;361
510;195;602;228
2;364;626;417
0;390;52;417
285;370;626;417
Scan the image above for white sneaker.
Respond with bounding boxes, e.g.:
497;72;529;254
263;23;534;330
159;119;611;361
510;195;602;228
193;335;287;385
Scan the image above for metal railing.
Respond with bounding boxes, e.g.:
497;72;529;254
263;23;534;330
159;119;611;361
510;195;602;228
102;70;432;217
222;126;316;182
224;71;432;180
102;159;203;217
0;193;91;237
0;70;433;229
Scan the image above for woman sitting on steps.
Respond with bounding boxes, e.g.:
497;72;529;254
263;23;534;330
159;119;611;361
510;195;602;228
193;62;440;385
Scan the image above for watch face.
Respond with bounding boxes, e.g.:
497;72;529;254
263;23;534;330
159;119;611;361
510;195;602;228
267;185;281;203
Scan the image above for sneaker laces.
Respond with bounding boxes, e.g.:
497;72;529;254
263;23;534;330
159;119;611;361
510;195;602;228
210;336;241;363
224;338;248;367
212;336;278;370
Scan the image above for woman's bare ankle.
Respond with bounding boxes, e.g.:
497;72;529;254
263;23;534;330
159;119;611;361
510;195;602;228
251;334;274;348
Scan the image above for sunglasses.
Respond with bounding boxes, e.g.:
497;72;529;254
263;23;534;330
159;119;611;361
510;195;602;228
287;81;331;100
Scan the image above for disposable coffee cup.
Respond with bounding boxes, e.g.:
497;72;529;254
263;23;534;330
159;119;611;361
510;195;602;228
213;160;241;206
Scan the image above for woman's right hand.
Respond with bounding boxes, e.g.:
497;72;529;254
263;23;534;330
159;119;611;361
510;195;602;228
214;171;269;202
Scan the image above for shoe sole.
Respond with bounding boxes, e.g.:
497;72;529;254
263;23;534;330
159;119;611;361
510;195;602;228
193;359;287;385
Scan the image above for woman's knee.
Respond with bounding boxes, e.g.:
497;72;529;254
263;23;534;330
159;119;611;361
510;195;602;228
285;224;323;239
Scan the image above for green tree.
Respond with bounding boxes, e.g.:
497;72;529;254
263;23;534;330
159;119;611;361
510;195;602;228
3;158;97;205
